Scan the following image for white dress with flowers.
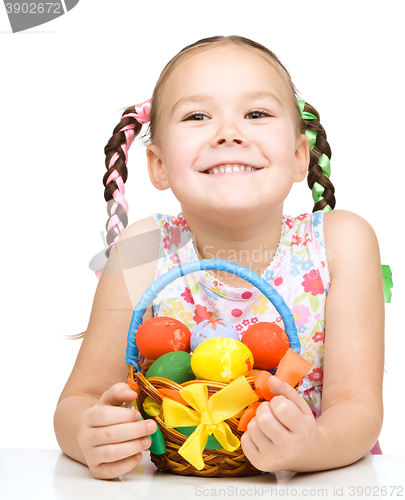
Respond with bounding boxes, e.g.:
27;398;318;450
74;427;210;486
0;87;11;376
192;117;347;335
148;210;381;455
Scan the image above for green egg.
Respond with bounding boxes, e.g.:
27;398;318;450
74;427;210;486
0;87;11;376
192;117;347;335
145;351;196;384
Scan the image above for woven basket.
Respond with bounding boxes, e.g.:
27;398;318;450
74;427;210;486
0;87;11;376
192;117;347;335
126;258;299;477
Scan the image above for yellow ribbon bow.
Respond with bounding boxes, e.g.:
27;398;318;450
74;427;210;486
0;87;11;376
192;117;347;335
162;376;258;470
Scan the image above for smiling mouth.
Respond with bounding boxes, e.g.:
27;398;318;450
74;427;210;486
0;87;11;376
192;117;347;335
202;165;264;175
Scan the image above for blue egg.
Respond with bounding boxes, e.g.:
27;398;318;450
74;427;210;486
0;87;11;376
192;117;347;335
190;318;239;351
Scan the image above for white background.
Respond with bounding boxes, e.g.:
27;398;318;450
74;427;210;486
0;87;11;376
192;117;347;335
1;0;404;455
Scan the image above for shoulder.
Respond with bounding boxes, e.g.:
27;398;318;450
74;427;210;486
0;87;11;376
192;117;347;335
111;216;161;274
104;215;160;278
119;215;159;241
323;209;378;244
322;210;381;278
120;213;184;239
323;209;376;232
105;216;161;322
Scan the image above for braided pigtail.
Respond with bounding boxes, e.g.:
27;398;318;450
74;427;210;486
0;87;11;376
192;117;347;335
102;99;151;259
297;99;335;212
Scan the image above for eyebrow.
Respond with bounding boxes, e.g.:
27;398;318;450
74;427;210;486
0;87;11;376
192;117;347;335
243;90;283;106
171;90;283;115
171;94;212;115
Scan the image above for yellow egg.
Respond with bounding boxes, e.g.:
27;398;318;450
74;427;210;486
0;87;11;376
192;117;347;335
191;337;254;383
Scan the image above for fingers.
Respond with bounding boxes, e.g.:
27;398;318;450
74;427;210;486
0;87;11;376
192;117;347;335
253;379;315;437
241;401;300;472
248;402;289;448
89;420;155;479
96;382;137;407
268;376;313;417
93;440;146;464
240;410;278;472
241;375;318;473
85;405;141;427
93;452;144;480
79;408;157;479
77;382;159;479
92;419;156;447
240;426;262;457
268;396;306;433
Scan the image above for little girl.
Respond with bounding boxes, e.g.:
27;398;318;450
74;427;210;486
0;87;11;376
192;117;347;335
54;35;384;480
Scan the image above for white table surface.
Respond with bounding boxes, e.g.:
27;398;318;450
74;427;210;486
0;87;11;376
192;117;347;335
1;449;404;500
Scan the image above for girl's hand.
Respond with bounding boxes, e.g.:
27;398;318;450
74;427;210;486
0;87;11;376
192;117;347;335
77;383;157;479
241;376;320;472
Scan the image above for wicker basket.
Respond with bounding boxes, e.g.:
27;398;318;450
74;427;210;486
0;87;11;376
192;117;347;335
126;258;299;477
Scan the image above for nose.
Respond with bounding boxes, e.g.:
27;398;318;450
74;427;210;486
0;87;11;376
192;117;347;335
217;137;242;145
211;120;250;147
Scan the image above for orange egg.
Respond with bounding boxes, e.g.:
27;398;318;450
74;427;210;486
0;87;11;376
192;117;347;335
241;322;289;370
136;317;191;360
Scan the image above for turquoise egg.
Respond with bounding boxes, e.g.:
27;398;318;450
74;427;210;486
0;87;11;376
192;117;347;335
190;318;239;351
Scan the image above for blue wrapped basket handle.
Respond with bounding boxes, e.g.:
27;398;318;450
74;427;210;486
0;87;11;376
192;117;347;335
126;258;299;370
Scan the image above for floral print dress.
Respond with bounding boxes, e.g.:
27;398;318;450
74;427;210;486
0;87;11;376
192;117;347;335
148;211;381;455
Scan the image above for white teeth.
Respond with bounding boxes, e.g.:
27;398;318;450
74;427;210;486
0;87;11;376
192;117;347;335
206;165;258;174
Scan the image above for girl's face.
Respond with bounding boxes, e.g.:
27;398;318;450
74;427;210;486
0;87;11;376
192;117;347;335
147;44;309;219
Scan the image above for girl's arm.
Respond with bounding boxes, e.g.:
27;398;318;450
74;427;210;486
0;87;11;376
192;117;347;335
54;216;159;479
241;210;384;472
313;209;384;468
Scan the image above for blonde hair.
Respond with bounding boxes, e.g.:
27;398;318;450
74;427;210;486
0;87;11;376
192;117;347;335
145;35;303;145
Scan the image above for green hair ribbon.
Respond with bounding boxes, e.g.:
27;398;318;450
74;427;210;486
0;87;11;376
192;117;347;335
382;265;393;303
297;98;332;212
299;99;393;304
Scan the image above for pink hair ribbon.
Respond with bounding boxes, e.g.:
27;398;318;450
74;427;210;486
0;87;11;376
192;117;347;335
95;269;103;279
97;99;152;279
121;98;152;125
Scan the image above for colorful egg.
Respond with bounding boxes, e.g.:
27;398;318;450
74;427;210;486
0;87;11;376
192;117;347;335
136;316;191;360
190;318;239;351
190;337;254;383
241;322;289;370
146;351;196;384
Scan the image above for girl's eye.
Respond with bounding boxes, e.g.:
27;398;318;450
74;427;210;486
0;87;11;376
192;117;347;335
245;109;271;119
184;112;209;121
